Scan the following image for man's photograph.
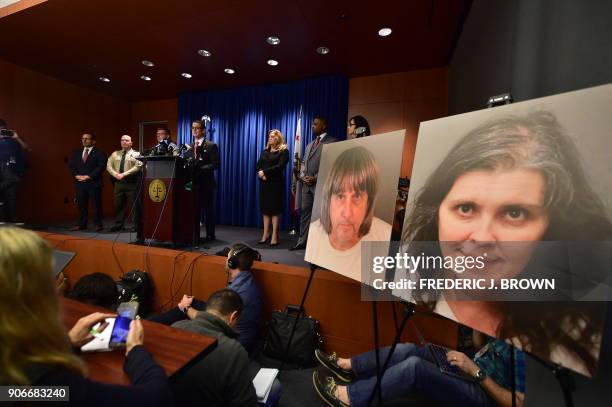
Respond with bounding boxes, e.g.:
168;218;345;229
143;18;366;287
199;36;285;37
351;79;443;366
305;130;404;282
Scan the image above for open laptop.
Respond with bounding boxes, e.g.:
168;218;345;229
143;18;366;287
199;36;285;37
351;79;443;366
53;250;76;277
411;321;476;382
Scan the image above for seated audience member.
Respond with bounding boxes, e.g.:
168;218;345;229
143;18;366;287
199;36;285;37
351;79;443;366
68;272;118;309
171;289;276;407
0;227;172;405
150;243;263;354
313;331;525;407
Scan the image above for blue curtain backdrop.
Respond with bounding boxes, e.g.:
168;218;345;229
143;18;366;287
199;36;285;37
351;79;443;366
177;75;349;229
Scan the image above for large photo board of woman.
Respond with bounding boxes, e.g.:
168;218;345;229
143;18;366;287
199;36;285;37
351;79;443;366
396;84;612;377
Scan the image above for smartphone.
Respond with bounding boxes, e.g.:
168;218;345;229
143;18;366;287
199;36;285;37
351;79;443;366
109;301;139;348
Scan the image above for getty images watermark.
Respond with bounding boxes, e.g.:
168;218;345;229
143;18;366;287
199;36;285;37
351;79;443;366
360;241;612;302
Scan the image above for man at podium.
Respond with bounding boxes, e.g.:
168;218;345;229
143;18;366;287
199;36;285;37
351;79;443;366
185;120;220;242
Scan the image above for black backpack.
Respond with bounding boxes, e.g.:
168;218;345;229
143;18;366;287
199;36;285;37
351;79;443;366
116;270;152;315
262;305;322;368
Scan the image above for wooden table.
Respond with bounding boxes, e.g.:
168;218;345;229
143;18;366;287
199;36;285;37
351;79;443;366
61;298;217;385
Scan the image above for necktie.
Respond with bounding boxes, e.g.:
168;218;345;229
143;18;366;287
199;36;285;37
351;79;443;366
195;140;200;159
119;150;126;173
82;148;89;163
312;136;321;152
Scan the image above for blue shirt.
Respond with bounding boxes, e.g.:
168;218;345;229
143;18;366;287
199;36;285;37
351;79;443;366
226;270;263;354
474;338;526;393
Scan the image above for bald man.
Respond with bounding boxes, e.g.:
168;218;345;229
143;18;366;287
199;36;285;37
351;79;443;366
107;135;142;235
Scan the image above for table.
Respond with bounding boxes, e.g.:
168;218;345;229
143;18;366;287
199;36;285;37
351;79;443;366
61;298;216;385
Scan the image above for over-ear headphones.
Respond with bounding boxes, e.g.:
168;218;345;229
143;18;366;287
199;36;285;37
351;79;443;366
227;244;261;269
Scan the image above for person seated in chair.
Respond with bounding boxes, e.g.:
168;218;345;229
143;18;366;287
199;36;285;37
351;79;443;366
171;289;268;406
68;272;118;309
313;331;525;407
149;243;263;354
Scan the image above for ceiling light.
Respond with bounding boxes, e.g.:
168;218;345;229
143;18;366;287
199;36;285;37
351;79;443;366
197;49;212;57
267;59;279;66
316;46;330;55
378;27;392;37
99;76;110;83
140;75;151;81
181;73;192;78
141;60;155;67
266;36;280;45
224;68;235;74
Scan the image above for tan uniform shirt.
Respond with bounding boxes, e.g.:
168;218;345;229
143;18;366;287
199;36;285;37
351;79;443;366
106;148;142;179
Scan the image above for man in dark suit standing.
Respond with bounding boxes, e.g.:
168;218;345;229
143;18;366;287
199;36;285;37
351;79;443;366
186;120;220;242
68;133;107;231
290;116;337;251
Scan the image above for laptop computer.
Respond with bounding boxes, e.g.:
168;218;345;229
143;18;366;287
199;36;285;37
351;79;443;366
411;321;476;382
53;250;76;277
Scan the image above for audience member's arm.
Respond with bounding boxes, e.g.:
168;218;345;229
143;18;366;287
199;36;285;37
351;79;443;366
446;350;524;407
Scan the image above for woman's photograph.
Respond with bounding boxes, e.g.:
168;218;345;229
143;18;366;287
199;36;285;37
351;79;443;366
400;109;612;377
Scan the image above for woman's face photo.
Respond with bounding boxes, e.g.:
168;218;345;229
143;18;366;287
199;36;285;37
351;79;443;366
268;132;279;146
437;168;550;278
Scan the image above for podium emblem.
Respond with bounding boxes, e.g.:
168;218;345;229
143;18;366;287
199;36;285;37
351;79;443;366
149;179;167;202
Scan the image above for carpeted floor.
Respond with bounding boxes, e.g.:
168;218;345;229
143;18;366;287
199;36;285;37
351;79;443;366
33;221;311;268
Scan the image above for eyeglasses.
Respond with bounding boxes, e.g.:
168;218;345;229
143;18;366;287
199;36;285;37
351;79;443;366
348;122;356;126
81;137;93;141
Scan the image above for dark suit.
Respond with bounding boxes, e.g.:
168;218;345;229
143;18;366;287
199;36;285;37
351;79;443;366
297;133;337;245
185;138;220;239
68;147;107;228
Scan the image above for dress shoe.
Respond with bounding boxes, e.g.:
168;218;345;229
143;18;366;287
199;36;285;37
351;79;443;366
130;238;145;245
289;243;306;251
312;370;349;407
258;237;270;244
69;225;86;231
315;349;356;383
109;225;122;232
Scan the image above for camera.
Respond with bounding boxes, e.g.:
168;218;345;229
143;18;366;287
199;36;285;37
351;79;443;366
0;128;14;138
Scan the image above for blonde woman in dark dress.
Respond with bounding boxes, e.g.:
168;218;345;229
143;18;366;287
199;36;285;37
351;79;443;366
256;129;289;246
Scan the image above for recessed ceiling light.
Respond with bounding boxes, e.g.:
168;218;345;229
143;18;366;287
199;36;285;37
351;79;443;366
267;59;279;66
378;27;392;37
316;46;330;55
181;73;192;78
266;36;280;45
141;60;155;67
197;49;212;57
224;68;235;74
140;75;152;81
99;76;110;83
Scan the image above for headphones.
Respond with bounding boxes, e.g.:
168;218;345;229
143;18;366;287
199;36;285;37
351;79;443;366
355;126;368;137
227;244;261;269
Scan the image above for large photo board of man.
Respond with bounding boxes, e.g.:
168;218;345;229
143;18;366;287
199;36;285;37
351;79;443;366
305;130;404;282
396;84;612;377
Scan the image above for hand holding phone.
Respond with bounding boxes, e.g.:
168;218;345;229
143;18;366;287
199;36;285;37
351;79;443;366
68;312;115;347
125;319;144;355
109;302;139;348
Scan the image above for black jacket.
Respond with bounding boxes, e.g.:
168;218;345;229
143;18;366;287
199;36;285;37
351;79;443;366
69;147;107;187
185;139;220;190
171;312;258;407
29;346;172;407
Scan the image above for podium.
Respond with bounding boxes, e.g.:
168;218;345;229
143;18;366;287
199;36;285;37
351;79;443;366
140;156;197;245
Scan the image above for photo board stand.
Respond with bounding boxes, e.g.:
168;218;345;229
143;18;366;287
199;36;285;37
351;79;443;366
278;263;318;375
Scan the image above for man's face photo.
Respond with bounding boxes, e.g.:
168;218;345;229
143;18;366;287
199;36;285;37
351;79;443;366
329;183;368;251
156;129;168;143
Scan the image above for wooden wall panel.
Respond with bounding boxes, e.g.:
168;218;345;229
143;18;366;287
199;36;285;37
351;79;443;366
44;233;459;357
348;68;449;178
0;58;131;224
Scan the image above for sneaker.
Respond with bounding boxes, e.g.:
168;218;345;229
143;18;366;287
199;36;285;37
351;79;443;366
313;370;350;407
315;349;355;383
